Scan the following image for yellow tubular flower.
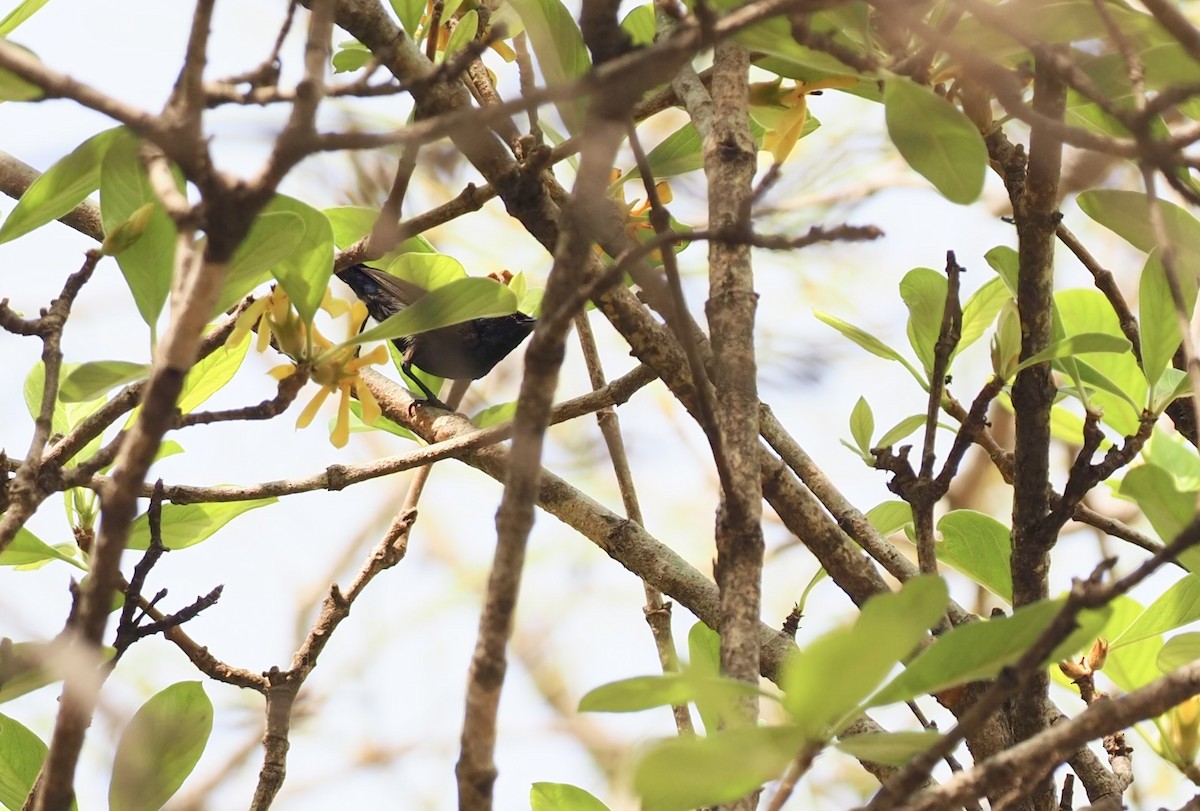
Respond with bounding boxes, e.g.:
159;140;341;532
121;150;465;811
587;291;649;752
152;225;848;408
753;76;858;164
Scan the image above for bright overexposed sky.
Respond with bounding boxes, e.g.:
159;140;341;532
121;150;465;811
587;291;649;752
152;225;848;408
0;2;1188;810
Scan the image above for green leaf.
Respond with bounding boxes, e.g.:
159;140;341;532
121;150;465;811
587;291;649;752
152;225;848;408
1140;249;1197;390
870;599;1110;707
347;277;518;347
264;196;334;324
389;0;424;35
0;0;52;35
865;501;912;536
126;499;277;551
937;510;1012;602
814;311;925;385
883;77;986;204
324;206;436;254
505;0;589;133
876;414;927;449
634;725;808;811
445;10;479;56
0;711;47;810
1014;333;1132;374
472;401;518;427
835;730;941;766
619;5;655;47
100;132;178;328
687;622;720;676
1111;463;1195;544
1112;575;1200;649
0;525;85;569
1078;189;1200;270
332;39;371;73
1102;596;1163;691
782;576;948;737
687;622;723;734
347;400;417;441
958;277;1010;358
625;123;704;182
985;245;1019;295
579;673;760;714
177;328;251;414
0;63;41;101
899;267;946;376
109;682;212;811
0;126;120;244
385;251;469;292
58;360;150;403
849;396;873;454
1151;368;1192;414
1143;427;1200;491
0;640;110;710
1158;632;1200;674
531;782;612;811
216;210;306;314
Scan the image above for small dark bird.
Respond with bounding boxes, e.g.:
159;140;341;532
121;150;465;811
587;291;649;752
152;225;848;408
337;263;535;403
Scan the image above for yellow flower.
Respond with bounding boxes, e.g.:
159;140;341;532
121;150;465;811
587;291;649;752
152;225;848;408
752;77;857;164
252;291;389;448
295;301;389;448
603;169;673;258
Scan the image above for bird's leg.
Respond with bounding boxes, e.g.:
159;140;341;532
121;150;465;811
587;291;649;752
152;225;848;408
400;361;449;410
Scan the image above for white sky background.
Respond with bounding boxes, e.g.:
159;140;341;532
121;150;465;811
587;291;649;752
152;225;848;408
0;1;1187;809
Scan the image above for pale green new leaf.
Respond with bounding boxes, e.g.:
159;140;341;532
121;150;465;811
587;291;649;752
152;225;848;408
783;576;947;737
347;277;517;348
1111;463;1195;544
100;132;178;328
264;196;334;323
634;725;808;811
687;621;723;734
1078;189;1200;270
899;267;946;375
109;682;212;811
876;414;928;449
1013;333;1131;375
0;712;47;811
472;401;518;428
0;0;52;35
216;210;306;314
835;730;941;766
58;360;150;403
0;126;120;244
849;396;873;454
385;251;469;292
865;501;912;536
870;599;1110;706
506;0;589;133
937;510;1012;602
883;77;986;204
579;674;760;714
1158;632;1200;673
0;526;84;570
814;311;925;384
531;783;612;811
126;499;277;551
1140;249;1198;390
445;10;479;55
1111;575;1200;649
324;205;435;254
957;277;1010;357
619;4;655;46
177;328;251;414
389;0;424;35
